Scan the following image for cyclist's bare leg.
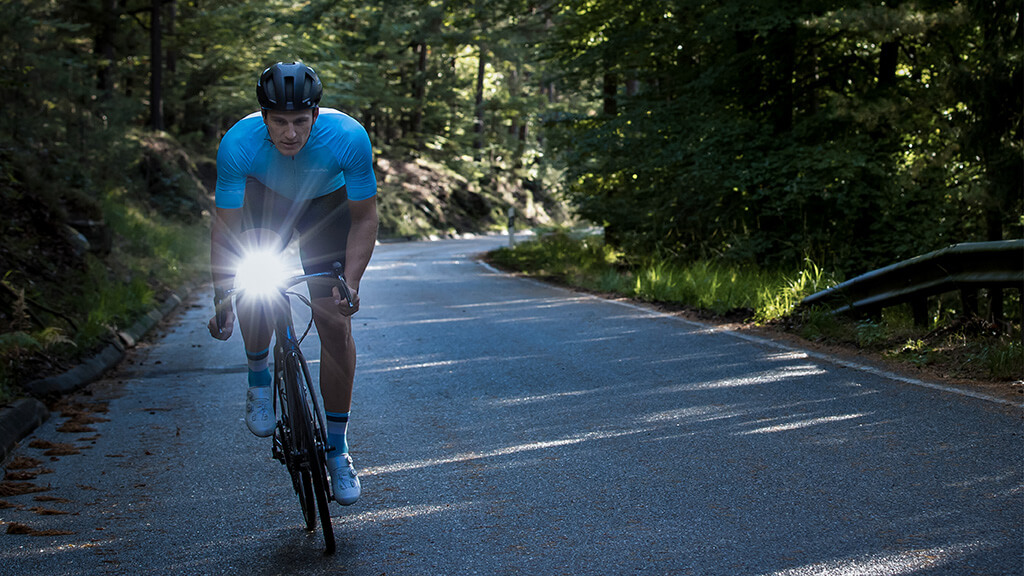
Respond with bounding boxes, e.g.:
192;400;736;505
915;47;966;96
310;295;361;503
309;296;356;413
237;303;273;362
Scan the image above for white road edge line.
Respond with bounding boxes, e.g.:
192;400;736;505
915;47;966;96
477;260;1023;409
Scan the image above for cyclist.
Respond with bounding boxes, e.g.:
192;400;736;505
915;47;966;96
206;62;377;506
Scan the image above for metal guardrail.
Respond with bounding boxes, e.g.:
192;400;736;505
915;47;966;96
800;239;1024;325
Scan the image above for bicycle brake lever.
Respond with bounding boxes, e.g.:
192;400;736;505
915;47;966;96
214;287;228;332
331;262;355;309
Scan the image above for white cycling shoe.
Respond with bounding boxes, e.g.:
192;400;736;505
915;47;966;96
245;386;275;437
328;453;361;506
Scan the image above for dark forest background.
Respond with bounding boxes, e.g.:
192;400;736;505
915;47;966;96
0;0;1020;391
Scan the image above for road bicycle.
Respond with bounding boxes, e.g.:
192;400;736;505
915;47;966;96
217;256;354;554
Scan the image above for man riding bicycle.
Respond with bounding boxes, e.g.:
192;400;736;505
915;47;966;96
207;62;377;506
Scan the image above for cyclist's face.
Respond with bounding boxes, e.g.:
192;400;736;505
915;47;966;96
263;109;318;156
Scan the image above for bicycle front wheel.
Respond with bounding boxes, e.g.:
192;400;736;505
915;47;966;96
286;351;336;554
282;353;317;532
296;355;336;554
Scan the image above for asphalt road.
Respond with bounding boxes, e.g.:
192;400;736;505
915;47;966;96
1;236;1021;575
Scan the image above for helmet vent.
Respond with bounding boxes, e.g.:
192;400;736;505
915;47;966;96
256;62;322;111
285;77;295;109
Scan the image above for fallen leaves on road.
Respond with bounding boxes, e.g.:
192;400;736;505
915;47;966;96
54;399;110;416
28;506;69;516
0;398;108;540
4;468;53;481
0;482;49;496
27;439;81;456
57;421;97;433
5;456;43;470
53;399;110;434
34;495;72;503
5;521;74;536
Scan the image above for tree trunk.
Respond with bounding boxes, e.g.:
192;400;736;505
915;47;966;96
602;72;617;116
411;40;427;137
163;0;177;129
473;45;486;159
95;0;117;99
150;0;164;131
770;25;795;134
878;40;899;88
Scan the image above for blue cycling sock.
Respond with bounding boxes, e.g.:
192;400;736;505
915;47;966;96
246;348;271;388
326;411;350;456
247;368;272;388
246;347;270;374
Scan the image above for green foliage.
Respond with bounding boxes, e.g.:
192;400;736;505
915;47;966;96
2;0;1019;398
981;341;1023;381
0;0;212;401
492;232;839;320
491;231;619;282
543;0;1023;275
795;307;847;343
492;233;1022;381
855;319;887;349
755;261;836;323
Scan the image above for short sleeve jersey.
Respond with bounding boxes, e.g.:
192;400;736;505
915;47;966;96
214;108;377;209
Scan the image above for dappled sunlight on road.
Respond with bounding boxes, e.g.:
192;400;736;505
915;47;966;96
0;537;120;563
453;296;594;310
639;403;752;426
656;363;830;391
361;428;651;477
339;501;476;525
759;541;990;576
737;412;870;435
361;354;547;375
488;387;607;407
368;315;477;328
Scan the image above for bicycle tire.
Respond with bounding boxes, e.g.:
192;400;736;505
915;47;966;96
272;363;305;508
283;352;318;532
296;356;336;554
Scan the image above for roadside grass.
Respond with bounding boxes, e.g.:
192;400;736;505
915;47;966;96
76;192;208;346
491;231;835;320
0;211;207;404
489;232;1022;383
0;131;210;405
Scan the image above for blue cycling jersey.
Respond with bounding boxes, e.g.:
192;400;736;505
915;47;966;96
215;108;377;210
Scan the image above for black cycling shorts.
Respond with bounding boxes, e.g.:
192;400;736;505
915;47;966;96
241;177;351;299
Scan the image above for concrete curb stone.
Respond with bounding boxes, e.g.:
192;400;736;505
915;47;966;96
0;286;194;466
0;398;50;464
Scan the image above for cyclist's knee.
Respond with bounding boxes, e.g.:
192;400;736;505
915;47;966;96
311;298;353;338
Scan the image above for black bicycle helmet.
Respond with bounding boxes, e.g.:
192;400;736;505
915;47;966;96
256;62;323;111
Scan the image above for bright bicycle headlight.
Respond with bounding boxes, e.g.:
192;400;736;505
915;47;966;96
234;250;287;299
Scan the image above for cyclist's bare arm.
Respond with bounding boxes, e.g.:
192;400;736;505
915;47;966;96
209;206;242;339
332;195;378;315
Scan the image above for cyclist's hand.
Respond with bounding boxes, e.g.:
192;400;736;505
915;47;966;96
333;285;360;316
208;310;235;340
